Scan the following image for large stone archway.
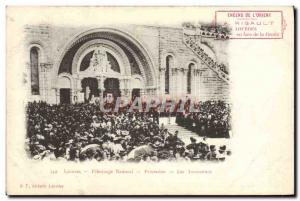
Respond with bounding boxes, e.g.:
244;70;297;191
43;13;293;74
52;28;158;103
53;28;157;85
71;39;132;76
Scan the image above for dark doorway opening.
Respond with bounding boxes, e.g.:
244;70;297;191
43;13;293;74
81;78;99;102
104;78;120;99
60;88;71;104
131;88;140;101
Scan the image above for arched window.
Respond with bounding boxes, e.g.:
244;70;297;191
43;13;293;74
187;63;194;94
30;47;40;95
165;55;173;94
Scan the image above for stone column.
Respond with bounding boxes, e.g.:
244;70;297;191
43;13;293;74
76;77;81;92
159;68;166;95
194;69;201;98
76;76;83;103
96;75;105;101
126;77;132;98
55;88;60;104
171;68;177;96
196;69;203;100
72;75;79;103
174;68;179;97
39;63;45;101
182;68;188;96
193;69;197;97
174;69;179;97
40;63;53;102
180;68;185;97
119;77;130;99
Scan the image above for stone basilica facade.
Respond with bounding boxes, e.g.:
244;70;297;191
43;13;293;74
25;24;230;104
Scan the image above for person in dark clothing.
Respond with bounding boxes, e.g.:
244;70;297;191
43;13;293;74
26;101;230;162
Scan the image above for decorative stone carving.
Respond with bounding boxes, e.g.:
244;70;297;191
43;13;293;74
83;47;112;75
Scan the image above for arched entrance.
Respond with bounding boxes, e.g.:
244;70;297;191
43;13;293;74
131;77;144;100
131;89;140;100
60;89;70;104
81;78;99;102
54;28;157;103
57;76;72;104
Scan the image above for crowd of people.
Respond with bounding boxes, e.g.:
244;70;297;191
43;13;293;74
176;100;231;138
26;101;231;162
183;23;230;40
217;63;229;75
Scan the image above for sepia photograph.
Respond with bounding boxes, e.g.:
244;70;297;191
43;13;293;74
6;6;294;196
24;22;232;163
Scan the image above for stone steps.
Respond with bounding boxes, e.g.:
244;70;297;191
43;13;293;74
183;34;230;83
164;123;230;147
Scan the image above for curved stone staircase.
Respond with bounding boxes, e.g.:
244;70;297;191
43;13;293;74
183;33;230;83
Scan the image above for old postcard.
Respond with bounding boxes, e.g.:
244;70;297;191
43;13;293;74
6;6;294;195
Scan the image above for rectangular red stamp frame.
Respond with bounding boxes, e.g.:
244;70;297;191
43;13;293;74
215;10;284;39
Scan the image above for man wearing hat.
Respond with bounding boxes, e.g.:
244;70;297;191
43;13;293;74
166;130;180;152
216;145;227;161
162;128;170;140
186;137;200;156
205;145;217;160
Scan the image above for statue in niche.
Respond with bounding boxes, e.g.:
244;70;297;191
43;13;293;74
84;46;112;74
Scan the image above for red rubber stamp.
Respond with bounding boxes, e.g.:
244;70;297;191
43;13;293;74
215;10;286;39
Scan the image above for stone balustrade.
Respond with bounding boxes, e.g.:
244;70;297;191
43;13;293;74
183;34;230;83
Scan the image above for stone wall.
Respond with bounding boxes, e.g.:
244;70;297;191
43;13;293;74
24;24;230;104
158;27;229;101
24;24;55;103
